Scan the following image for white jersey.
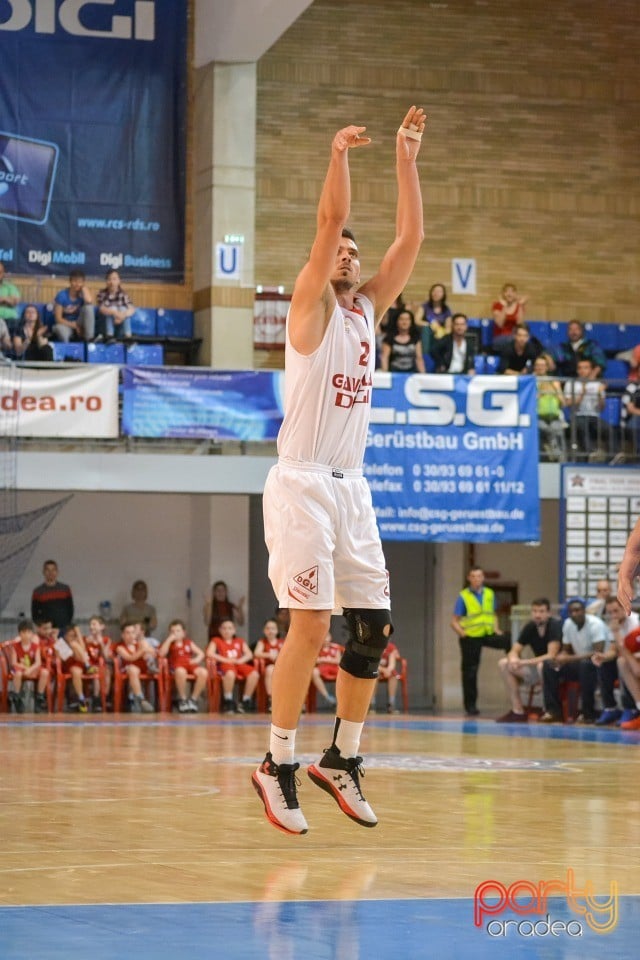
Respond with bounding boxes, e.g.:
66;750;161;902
277;293;375;470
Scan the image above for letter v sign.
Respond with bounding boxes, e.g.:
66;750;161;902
451;258;476;295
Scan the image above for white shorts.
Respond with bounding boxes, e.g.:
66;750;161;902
263;461;390;611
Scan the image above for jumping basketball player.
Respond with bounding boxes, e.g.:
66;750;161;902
252;106;426;834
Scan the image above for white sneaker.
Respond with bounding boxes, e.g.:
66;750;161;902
252;753;308;835
308;746;377;827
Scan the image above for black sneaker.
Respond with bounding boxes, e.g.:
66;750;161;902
178;698;190;713
222;699;235;713
91;696;102;713
252;753;308;835
308;745;377;827
187;698;199;713
35;693;48;714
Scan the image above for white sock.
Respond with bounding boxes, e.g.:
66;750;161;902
333;718;364;759
270;725;296;765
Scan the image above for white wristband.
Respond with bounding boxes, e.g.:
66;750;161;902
397;125;422;141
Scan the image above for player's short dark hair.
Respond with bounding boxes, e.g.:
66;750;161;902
18;619;34;633
69;269;85;281
168;619;185;630
451;312;468;324
341;227;357;243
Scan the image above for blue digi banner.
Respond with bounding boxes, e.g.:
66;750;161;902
122;368;285;440
365;373;540;542
0;0;186;281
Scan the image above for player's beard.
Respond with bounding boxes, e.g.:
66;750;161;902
332;275;357;294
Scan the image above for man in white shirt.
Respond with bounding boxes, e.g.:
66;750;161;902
540;598;611;723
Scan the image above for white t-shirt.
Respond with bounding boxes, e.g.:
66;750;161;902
562;613;611;655
564;379;602;417
277;293;375;470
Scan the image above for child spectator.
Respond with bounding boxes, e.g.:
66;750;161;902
253;617;285;712
309;634;341;708
86;615;114;711
158;619;208;713
62;624;99;713
53;269;95;342
96;269;135;341
206;618;258;713
115;622;157;712
8;619;50;713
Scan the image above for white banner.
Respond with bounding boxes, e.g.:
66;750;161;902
0;365;119;438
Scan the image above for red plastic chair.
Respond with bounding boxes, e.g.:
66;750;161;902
113;657;164;713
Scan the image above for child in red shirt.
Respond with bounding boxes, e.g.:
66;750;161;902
206;618;259;713
158;619;208;713
9;619;50;713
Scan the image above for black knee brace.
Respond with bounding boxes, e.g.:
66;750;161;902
340;608;393;680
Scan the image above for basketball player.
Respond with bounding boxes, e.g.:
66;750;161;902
252;106;425;835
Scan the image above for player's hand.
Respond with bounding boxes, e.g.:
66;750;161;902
332;125;371;153
397;106;426;160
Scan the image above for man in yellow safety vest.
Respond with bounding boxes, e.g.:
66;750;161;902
450;567;510;716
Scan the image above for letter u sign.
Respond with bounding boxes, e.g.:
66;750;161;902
215;242;242;280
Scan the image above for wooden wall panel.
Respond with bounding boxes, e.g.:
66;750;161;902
255;0;640;324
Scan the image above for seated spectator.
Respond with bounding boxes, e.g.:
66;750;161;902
53;269;95;342
422;282;452;339
491;283;527;352
35;619;58;663
206;618;259;714
86;615;114;711
120;580;157;636
534;354;567;459
620;376;640;452
616;627;640;729
115;622;157;712
158;619;208;713
593;596;640;725
430;312;476;374
497;323;541;374
0;263;20;330
96;269;135;341
22;313;53;362
0;313;12;355
253;617;284;712
204;580;245;638
13;304;39;359
60;624;99;713
554;319;606;378
540;598;611;723
374;640;401;713
7;619;50;714
380;308;425;373
309;634;341;708
585;579;613;618
563;358;608;457
496;598;562;722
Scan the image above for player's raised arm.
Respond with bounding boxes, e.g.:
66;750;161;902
360;106;426;325
288;124;371;354
618;517;640;614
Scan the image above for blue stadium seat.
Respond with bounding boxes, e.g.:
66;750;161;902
474;355;501;375
156;308;194;338
86;342;125;364
126;343;164;366
585;323;618;353
423;353;435;373
479;318;493;349
547;322;568;345
605;359;629;383
51;341;85;362
617;325;640;352
602;396;621;427
527;321;551;348
130;307;157;337
42;302;56;329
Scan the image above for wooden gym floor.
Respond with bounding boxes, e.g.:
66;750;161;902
1;712;639;959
